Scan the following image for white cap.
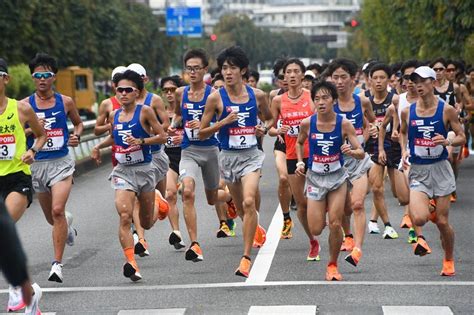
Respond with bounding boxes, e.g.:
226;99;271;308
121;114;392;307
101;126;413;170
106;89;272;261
410;66;436;81
304;70;316;79
111;66;127;80
127;63;147;77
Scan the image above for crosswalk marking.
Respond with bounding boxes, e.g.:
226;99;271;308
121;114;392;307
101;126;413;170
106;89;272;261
117;309;186;315
382;306;454;315
248;305;317;315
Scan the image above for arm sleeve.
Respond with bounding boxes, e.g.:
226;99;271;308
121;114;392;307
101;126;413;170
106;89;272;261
0;201;29;287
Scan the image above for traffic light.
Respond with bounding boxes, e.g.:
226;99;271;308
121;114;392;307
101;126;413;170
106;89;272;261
345;19;360;28
210;34;217;41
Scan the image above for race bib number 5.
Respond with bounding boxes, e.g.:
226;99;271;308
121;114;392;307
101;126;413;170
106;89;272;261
0;134;16;160
115;145;144;165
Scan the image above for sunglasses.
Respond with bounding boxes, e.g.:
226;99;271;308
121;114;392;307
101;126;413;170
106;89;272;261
446;68;456;73
162;87;177;94
32;72;55;79
433;67;445;72
402;75;411;80
277;74;284;80
116;86;137;94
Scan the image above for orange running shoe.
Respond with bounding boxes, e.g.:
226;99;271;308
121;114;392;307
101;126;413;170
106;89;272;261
413;237;432;256
463;146;469;158
325;264;342;281
345;247;362;267
440;259;455;276
226;199;238;219
155;190;170;220
185;242;203;262
235;256;252;278
340;236;355;252
281;218;293;239
400;214;412;229
253;225;267;248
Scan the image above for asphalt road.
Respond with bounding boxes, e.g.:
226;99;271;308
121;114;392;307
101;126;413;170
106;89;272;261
1;139;473;314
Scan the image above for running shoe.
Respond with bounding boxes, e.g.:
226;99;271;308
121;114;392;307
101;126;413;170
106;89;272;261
24;283;42;315
407;228;417;244
65;211;77;246
216;221;232;238
307;239;321;261
48;262;63;283
450;192;457;203
345;247;362;267
368;221;380;234
227;219;237;237
185;242;203;262
383;226;399;239
325;264;342;281
235;256;252;278
168;231;185;250
400;214;412;229
440;259;455;276
123;261;142;282
463;146;470;158
134;239;150;257
281;217;293;239
253;224;267;248
340;236;354;252
7;285;25;312
226;199;238;219
155;189;170;220
290;197;297;211
413;238;432;256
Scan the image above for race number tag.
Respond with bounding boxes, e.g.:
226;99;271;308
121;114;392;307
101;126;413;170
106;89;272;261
376;116;391;132
166;128;184;148
41;128;64;151
115;145;144;165
285;118;303;137
0;134;16;160
414;138;443;159
185;121;200;141
311;153;341;174
229;126;257;149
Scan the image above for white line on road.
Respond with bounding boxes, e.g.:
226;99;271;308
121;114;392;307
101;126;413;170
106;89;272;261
382;306;454;315
117;309;186;315
247;205;283;283
1;280;472;294
248;305;317;315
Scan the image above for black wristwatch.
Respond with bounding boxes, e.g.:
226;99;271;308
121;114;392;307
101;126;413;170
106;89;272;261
140;137;145;145
263;126;269;135
30;147;38;155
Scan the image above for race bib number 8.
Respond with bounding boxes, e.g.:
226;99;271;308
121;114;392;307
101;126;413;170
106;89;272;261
229;127;257;149
41;128;64;151
115;145;145;165
311;153;341;174
0;134;16;160
414;138;443;159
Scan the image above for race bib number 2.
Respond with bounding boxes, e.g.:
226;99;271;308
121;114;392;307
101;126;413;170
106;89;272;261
229;127;257;149
0;134;16;160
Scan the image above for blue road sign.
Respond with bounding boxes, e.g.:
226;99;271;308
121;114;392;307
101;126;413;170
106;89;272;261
166;7;202;37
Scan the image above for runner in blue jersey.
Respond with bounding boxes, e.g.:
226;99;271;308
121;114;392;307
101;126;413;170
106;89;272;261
22;53;83;284
399;66;465;277
169;49;226;263
326;58;378;267
296;80;365;281
126;63;170;258
199;46;273;278
91;70;167;282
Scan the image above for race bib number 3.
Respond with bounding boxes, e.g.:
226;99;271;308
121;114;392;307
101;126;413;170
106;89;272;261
0;134;16;160
311;153;341;174
414;138;443;159
229;127;257;149
41;128;64;151
115;145;145;165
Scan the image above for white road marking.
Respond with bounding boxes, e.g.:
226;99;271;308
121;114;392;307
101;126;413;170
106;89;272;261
247;205;283;283
383;306;453;315
248;305;317;314
118;309;186;315
1;280;472;294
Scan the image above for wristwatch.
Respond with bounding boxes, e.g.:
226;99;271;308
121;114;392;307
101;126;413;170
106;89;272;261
263;126;269;135
140;137;145;145
30;147;38;155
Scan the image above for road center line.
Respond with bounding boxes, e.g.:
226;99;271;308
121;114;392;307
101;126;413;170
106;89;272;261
246;204;283;283
1;280;471;295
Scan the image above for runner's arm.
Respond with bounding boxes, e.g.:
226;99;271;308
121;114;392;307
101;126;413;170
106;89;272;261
296;117;310;163
433;106;465;147
255;89;273;136
199;91;231;139
268;96;282;137
94;99;112;136
152;95;169;131
18;101;46;164
138;106;167;145
64;96;83;147
360;95;376;123
342;119;365;159
460;84;473;111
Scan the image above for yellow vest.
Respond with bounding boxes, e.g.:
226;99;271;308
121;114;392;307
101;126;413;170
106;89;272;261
0;98;31;176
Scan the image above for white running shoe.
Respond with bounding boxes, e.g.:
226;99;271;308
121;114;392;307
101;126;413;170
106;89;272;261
383;226;399;239
65;211;77;246
7;285;25;312
48;262;63;283
133;231;139;246
368;221;380;234
24;283;42;315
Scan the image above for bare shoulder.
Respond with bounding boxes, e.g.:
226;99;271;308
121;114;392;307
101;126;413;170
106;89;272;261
17;100;34;115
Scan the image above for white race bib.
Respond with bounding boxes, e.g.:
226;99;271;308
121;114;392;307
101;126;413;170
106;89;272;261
41;128;64;151
285;119;303;137
414;138;443;159
185;121;200;141
115;145;145;165
311;153;341;174
229;127;257;149
0;134;16;160
166;129;184;148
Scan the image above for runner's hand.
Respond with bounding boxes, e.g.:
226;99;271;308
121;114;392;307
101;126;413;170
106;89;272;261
432;133;447;146
91;147;102;165
125;136;141;146
21;150;35;165
173;135;183;145
295;164;306;177
369;123;378;138
401;151;410;170
279;125;290;134
222;111;238;125
255;125;265;137
341;143;352;155
188;120;201;129
69;134;80;147
391;130;400;142
378;149;387;166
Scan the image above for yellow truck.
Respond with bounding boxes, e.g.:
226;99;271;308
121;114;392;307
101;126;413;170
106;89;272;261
55;66;96;120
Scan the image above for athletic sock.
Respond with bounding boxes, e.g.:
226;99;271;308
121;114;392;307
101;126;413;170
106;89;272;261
418;235;425;240
283;212;291;220
243;255;251;261
124;247;135;263
384;222;392;227
346;234;353;238
370;220;377;223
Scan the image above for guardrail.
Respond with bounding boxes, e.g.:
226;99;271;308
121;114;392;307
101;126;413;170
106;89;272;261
68;120;108;161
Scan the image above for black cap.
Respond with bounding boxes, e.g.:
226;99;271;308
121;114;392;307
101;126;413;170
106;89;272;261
0;58;8;73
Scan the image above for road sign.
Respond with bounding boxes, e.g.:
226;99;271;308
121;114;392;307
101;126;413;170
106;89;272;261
166;7;202;37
